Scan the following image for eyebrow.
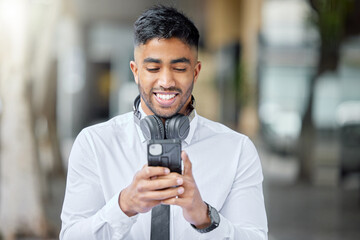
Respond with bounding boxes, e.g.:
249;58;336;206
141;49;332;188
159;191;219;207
170;57;190;64
143;57;191;64
143;57;161;64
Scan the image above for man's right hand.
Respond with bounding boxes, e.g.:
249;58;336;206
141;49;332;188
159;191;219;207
118;165;184;217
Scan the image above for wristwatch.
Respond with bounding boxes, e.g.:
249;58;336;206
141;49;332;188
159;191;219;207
191;202;220;233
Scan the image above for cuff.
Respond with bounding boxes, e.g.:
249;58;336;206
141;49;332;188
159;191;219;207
195;213;268;240
196;214;230;240
99;193;138;236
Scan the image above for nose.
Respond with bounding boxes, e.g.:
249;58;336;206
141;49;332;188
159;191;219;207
158;68;175;89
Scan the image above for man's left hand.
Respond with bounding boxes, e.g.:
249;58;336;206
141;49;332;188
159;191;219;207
161;151;211;229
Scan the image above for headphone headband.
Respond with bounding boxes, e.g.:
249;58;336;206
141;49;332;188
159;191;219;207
133;95;142;126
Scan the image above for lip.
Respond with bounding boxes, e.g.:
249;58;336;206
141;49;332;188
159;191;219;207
153;92;178;107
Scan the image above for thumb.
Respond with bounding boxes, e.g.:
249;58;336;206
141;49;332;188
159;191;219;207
181;151;192;176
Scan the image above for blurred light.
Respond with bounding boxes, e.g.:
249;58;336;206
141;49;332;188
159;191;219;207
312;72;340;129
271;111;301;139
59;49;86;94
0;0;27;58
30;0;52;4
259;102;280;124
262;0;317;46
259;102;302;139
336;101;360;126
0;1;25;29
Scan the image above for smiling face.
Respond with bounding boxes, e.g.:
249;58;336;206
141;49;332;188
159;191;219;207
130;37;201;119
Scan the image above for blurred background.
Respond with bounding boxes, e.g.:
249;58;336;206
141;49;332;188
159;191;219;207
0;0;359;239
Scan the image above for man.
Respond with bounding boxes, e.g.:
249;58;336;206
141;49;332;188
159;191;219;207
60;5;268;240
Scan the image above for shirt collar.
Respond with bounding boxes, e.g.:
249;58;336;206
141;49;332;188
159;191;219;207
135;102;198;145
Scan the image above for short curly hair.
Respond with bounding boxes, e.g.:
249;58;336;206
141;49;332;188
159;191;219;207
134;5;199;49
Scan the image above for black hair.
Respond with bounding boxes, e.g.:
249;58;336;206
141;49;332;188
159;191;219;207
134;5;199;49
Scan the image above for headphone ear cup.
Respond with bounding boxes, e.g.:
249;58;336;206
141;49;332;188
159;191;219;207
140;115;165;140
165;114;190;140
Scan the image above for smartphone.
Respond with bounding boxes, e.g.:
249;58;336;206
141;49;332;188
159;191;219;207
147;139;182;174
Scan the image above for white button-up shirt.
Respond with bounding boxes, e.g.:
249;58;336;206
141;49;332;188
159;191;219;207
60;107;268;240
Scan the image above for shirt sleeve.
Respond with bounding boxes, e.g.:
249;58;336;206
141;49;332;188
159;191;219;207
60;130;138;240
196;137;268;240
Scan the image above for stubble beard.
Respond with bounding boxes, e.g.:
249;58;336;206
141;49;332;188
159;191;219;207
137;78;194;119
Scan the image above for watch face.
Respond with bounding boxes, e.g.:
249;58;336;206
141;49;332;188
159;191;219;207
191;203;220;233
210;206;220;224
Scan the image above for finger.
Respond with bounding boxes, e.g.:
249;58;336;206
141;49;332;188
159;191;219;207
155;172;182;180
139;177;183;192
181;151;192;176
144;186;185;201
137;166;170;180
161;196;186;206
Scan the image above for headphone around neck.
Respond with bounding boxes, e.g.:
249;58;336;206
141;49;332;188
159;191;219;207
133;95;195;141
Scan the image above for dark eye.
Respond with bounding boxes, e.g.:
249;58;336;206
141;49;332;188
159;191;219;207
174;68;186;72
147;68;160;72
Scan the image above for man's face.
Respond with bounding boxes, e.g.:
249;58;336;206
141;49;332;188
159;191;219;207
130;37;201;118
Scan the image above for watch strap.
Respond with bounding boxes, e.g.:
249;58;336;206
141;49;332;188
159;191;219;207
191;202;220;233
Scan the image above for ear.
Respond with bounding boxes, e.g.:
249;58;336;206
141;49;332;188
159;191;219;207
193;61;202;83
130;61;139;85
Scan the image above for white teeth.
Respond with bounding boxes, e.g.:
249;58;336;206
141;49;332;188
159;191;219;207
156;93;176;100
